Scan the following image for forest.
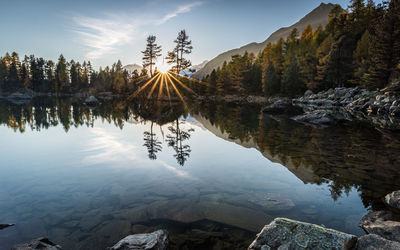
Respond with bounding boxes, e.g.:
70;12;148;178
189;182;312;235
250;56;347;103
202;0;400;97
0;0;399;98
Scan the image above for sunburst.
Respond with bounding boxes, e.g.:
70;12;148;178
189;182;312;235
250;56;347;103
125;68;214;105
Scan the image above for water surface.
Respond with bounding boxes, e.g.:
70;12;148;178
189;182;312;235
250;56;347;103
1;98;400;249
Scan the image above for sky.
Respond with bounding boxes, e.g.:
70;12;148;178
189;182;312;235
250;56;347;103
0;0;382;69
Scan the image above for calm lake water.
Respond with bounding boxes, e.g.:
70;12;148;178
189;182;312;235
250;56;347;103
1;97;400;249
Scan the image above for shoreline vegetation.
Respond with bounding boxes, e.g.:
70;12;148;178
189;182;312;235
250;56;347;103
0;1;398;104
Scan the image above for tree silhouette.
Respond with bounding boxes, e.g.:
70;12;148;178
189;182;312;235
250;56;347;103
143;121;162;160
166;119;194;166
142;35;162;77
166;30;193;74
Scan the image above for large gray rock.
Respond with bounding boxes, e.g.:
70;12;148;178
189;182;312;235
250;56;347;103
108;230;168;250
359;210;400;242
248;218;357;250
356;234;400;250
385;190;400;210
262;99;290;114
292;110;349;127
11;237;62;250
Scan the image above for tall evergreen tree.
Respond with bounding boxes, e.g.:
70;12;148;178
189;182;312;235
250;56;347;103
166;30;193;74
142;35;162;77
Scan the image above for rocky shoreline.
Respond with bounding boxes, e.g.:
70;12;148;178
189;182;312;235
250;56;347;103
261;81;400;130
6;190;400;249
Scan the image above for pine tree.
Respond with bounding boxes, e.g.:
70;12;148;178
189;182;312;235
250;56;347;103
167;30;193;74
56;55;70;92
282;59;305;97
142;35;162;77
264;64;280;96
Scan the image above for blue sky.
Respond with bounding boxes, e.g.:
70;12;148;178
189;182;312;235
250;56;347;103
0;0;381;68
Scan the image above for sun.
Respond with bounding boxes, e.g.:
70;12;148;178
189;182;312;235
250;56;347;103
155;62;170;74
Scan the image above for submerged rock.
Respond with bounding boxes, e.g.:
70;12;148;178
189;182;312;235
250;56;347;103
359;210;400;242
356;234;400;250
11;237;62;250
0;223;14;230
385;190;400;210
262;99;290;114
108;229;168;250
84;95;99;106
248;218;357;250
292;110;350;127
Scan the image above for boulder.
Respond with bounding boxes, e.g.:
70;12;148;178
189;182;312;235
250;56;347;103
84;95;99;106
359;210;400;242
304;90;314;97
356;234;400;250
292;110;348;127
7;92;32;100
108;229;168;250
381;81;400;93
385;190;400;210
262;99;290;114
248;218;357;250
11;237;62;250
0;223;14;230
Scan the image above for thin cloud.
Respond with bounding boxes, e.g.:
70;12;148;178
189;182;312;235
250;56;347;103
72;1;204;60
157;1;204;25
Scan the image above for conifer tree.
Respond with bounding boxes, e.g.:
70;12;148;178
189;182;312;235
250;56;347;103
142;35;162;77
167;30;193;74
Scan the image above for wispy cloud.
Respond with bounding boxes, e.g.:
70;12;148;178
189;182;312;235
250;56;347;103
72;1;203;60
157;2;204;25
82;127;194;179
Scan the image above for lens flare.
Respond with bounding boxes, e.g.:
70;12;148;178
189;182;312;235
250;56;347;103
125;69;214;105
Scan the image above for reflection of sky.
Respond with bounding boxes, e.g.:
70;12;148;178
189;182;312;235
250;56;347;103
0;117;367;248
82;126;193;179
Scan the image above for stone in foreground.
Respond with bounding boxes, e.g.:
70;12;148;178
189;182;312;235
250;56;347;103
385;190;400;210
11;237;62;250
108;229;168;250
359;210;400;242
356;234;400;250
248;218;357;250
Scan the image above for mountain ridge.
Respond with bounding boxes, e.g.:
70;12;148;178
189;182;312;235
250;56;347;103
193;3;336;79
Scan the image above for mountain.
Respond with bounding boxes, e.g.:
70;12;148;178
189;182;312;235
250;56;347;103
123;64;143;74
190;60;209;72
181;60;209;77
193;3;336;79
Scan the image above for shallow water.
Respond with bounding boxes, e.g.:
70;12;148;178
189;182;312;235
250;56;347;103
0;98;400;249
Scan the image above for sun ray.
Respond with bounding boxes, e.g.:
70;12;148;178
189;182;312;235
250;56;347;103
126;72;161;102
157;73;165;100
147;73;162;98
170;72;212;88
168;73;196;94
164;74;172;103
165;73;185;104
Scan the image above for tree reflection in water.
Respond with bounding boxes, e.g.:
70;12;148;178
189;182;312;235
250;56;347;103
143;121;162;160
166;119;194;166
1;97;400;207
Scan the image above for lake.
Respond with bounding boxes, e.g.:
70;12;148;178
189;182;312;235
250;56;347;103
1;97;400;249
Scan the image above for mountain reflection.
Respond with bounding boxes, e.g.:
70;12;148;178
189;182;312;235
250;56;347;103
1;97;400;207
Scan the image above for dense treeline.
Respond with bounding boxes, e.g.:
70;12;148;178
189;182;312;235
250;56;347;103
203;0;400;97
0;53;150;94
